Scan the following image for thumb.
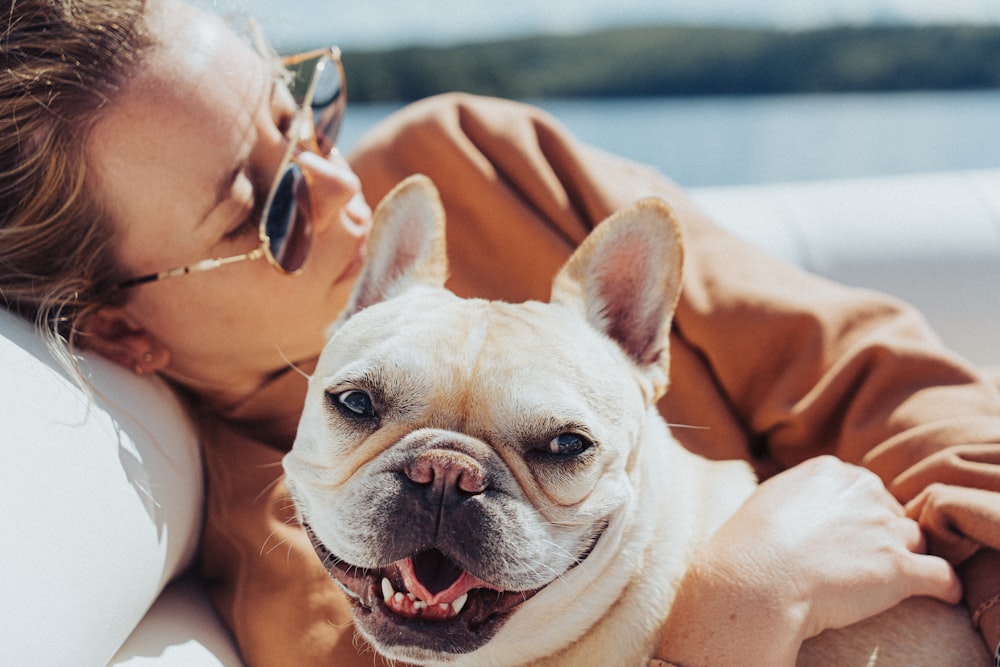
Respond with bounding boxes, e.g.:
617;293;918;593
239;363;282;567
905;553;963;605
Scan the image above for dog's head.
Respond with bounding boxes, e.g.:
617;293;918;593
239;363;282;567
284;175;683;665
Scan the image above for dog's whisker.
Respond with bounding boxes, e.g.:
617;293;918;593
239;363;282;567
259;527;307;565
347;631;389;666
272;511;299;528
258;530;289;558
275;498;303;518
321;615;354;631
249;474;287;506
527;556;593;618
663;421;710;430
275;345;311;380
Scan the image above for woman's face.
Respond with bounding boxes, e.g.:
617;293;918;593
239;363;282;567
87;0;373;401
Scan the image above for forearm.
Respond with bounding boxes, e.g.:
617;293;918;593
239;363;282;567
655;558;805;667
653;457;963;666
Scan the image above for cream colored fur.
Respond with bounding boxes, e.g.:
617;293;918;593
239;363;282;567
284;175;989;666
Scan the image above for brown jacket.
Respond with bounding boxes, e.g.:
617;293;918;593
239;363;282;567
200;93;1000;665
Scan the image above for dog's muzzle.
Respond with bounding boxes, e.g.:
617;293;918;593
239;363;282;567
306;522;542;651
302;444;549;657
298;436;608;660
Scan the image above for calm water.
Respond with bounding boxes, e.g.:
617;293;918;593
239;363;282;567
338;90;1000;187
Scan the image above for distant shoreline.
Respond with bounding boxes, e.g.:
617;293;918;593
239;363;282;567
316;24;1000;103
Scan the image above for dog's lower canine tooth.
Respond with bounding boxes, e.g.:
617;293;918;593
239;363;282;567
381;577;395;602
452;593;468;615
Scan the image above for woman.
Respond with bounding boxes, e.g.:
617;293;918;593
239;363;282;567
2;0;999;665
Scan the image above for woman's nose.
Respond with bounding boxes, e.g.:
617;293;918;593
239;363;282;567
296;151;371;239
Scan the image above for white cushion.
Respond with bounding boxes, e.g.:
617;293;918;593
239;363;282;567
693;169;1000;366
0;309;204;666
110;574;243;666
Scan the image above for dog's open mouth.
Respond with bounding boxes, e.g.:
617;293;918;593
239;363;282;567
303;524;542;652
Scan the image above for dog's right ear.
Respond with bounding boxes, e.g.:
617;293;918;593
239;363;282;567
340;174;448;319
551;198;683;399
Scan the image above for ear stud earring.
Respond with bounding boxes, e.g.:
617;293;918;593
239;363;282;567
134;352;155;375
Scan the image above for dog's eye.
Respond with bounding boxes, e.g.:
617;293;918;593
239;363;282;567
333;389;377;419
546;433;593;456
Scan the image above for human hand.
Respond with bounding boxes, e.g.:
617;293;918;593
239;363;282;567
705;455;962;640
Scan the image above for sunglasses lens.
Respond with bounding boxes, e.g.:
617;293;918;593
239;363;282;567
264;163;313;273
261;49;343;275
310;57;345;155
287;54;344;156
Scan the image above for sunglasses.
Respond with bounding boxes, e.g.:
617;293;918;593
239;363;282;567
118;46;346;289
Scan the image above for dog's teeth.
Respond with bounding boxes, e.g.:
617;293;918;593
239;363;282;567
452;593;468;615
381;577;395;602
393;592;406;604
414;600;426;611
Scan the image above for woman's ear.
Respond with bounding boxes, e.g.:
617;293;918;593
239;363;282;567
78;307;171;375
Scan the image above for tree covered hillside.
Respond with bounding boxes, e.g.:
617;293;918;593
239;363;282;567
336;24;1000;102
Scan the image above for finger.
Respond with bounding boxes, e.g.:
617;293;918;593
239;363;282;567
904;553;963;605
898;517;927;554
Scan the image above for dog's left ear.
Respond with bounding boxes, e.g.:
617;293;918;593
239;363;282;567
341;174;448;319
551;198;683;396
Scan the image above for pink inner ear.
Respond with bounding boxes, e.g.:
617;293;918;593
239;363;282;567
590;240;667;366
345;175;448;315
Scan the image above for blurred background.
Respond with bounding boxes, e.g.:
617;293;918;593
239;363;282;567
190;0;1000;187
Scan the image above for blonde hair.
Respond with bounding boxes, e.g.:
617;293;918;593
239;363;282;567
0;0;154;366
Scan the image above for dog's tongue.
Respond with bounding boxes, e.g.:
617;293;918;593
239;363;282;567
398;550;498;605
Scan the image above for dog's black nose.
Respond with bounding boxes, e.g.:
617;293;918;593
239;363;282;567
404;448;488;499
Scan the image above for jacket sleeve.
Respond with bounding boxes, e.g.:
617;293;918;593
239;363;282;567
348;92;1000;646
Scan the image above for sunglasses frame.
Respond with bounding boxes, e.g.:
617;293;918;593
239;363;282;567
117;46;345;289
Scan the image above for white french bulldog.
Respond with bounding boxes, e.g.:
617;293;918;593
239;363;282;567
283;175;989;666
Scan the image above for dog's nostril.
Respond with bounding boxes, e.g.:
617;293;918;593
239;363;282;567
405;449;488;496
454;468;487;495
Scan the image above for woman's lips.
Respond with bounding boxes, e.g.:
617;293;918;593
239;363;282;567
344;192;373;235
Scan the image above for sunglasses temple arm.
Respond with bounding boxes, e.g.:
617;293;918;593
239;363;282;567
120;248;266;288
199;248;266;271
